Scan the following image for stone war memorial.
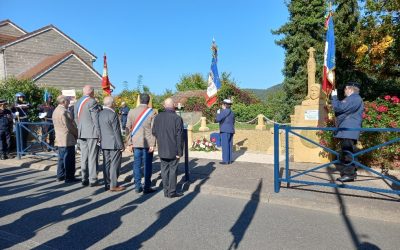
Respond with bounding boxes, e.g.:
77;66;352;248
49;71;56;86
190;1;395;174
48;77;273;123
290;47;329;163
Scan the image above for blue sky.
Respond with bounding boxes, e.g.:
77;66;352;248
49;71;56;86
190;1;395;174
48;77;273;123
1;0;288;94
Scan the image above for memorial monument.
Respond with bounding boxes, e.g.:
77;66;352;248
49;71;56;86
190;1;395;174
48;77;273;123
290;47;329;163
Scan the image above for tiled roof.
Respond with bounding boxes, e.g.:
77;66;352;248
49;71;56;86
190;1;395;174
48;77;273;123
18;50;101;80
0;24;97;59
0;33;19;46
171;90;208;106
0;19;27;34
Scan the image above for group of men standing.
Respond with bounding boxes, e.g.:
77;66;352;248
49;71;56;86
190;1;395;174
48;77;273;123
51;85;185;197
0;80;364;196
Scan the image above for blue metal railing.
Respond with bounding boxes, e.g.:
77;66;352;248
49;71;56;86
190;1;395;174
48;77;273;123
274;124;400;195
16;122;57;159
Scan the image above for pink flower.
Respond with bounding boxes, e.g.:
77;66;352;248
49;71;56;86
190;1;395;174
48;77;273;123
377;115;382;120
370;102;378;109
391;96;399;104
389;121;398;128
362;113;367;119
384;95;391;100
377;105;389;113
211;138;216;143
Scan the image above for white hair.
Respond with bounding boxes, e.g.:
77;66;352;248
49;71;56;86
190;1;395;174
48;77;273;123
103;96;114;107
164;98;174;109
83;85;94;96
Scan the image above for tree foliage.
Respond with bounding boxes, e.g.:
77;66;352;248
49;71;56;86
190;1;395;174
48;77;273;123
0;77;61;121
352;0;400;98
175;73;207;92
272;0;326;121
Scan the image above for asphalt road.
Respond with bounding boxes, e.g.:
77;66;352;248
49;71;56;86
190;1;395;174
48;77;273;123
1;166;399;250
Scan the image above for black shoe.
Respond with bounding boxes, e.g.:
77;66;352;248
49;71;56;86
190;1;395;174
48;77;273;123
82;180;89;186
169;192;183;198
143;188;157;194
57;177;65;182
89;181;99;187
337;175;356;183
65;178;80;183
105;185;110;191
135;187;143;193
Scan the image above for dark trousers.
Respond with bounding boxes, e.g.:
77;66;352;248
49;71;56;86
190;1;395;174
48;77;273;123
103;149;122;188
160;158;180;196
57;146;76;180
133;148;153;191
0;130;11;155
41;124;55;147
340;139;357;176
221;132;233;163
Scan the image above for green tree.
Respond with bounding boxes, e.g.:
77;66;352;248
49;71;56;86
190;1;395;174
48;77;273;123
272;0;326;121
352;0;400;98
175;73;207;91
265;87;289;123
0;77;61;121
333;0;363;92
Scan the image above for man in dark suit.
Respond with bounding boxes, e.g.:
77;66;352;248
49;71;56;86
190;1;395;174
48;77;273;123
331;82;364;182
216;99;235;165
152;98;184;198
99;96;125;192
74;85;101;187
0;99;13;160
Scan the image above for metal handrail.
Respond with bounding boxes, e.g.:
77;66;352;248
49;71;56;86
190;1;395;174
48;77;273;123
274;124;400;195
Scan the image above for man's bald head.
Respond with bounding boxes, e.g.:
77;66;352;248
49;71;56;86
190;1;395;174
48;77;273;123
83;85;94;97
164;98;174;109
103;96;114;108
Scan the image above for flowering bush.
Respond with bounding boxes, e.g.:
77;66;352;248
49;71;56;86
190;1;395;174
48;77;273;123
318;95;400;170
191;137;218;152
360;95;400;170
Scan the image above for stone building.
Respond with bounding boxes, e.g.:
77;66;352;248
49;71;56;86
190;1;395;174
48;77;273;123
0;19;101;89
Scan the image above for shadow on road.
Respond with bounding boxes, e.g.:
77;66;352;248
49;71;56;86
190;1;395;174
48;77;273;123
104;162;216;249
327;172;380;250
228;179;263;250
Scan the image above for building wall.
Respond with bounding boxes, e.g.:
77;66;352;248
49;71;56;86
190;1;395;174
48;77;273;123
4;29;94;77
0;24;25;37
34;55;100;90
0;51;4;80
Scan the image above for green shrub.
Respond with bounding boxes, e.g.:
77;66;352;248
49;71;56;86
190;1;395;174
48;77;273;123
0;77;61;121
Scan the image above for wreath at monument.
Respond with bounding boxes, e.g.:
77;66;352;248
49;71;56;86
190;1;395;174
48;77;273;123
191;137;218;152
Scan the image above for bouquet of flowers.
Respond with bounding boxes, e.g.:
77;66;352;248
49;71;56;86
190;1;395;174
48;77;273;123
191;137;218;152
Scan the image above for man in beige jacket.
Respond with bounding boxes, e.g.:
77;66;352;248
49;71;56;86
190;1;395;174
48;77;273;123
53;95;78;183
126;93;156;194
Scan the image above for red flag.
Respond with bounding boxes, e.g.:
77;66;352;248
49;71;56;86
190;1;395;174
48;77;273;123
102;53;114;95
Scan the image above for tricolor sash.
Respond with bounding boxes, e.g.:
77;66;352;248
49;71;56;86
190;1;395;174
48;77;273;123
130;108;153;137
77;96;91;120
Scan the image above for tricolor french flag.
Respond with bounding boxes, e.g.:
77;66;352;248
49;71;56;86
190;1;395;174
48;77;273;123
322;7;335;95
206;39;221;107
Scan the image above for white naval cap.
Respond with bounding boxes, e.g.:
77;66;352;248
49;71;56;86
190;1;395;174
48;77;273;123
223;99;233;104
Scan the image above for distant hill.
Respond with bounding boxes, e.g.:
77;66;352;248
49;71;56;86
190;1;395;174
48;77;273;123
244;84;283;102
